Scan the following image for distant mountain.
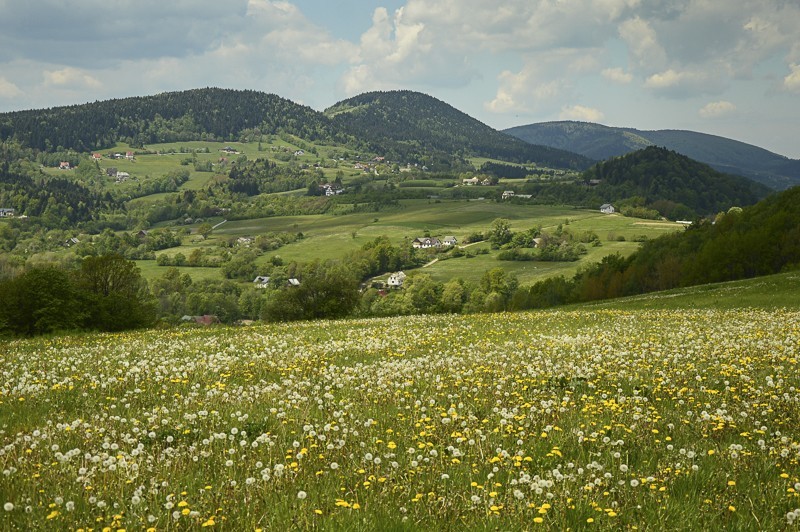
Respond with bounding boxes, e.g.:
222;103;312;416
504;121;800;190
325;91;593;170
0;88;344;152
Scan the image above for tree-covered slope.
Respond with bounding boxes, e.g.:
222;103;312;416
326;91;593;170
504;121;800;190
0;88;344;152
582;146;771;215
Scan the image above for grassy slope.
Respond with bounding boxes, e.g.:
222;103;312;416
145;201;683;284
1;272;798;530
576;270;800;311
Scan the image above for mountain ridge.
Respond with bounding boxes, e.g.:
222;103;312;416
504;120;800;190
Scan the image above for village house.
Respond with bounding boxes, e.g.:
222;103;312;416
600;203;616;214
442;236;458;247
387;271;406;288
59;161;71;170
64;237;80;247
125;151;135;160
116;171;131;182
502;190;515;200
0;208;15;218
92;153;103;160
462;177;480;186
253;276;271;288
412;237;442;249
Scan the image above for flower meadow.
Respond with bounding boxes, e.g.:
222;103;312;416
1;309;799;530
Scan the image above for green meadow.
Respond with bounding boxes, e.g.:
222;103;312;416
1;273;798;530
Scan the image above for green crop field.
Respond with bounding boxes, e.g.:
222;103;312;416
1;274;799;530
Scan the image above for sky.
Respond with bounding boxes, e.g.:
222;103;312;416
0;0;798;158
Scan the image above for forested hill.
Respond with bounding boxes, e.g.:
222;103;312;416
584;146;771;215
325;91;593;170
0;88;344;152
504;121;800;190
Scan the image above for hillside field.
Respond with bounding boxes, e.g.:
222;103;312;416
140;199;682;285
1;274;799;530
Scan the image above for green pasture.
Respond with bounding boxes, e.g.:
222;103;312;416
580;269;800;311
139;200;683;285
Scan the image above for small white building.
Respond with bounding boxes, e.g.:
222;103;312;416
253;276;271;288
442;236;458;246
502;190;515;200
387;271;407;288
600;203;615;214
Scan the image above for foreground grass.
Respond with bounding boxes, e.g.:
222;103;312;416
2;295;799;529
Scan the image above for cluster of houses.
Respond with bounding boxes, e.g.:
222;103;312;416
320;183;344;196
252;276;301;289
411;236;457;249
462;177;493;186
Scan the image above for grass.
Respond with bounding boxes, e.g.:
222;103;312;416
132;201;684;284
576;270;800;311
1;277;798;530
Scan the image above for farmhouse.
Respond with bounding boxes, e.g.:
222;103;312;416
502;190;515;199
0;208;15;218
442;236;457;246
462;177;480;185
253;276;271;288
387;271;406;288
92;153;103;160
412;237;442;249
59;161;71;170
600;203;615;214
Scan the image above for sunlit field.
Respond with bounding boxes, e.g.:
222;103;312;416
1;308;799;530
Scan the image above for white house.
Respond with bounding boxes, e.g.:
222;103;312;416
387;271;406;288
0;208;15;218
462;177;480;186
253;276;271;288
442;236;457;246
412;237;442;249
287;278;301;287
600;203;615;214
502;190;515;200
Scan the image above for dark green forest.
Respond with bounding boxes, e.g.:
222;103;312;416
513;146;771;218
326;90;593;170
0;88;345;152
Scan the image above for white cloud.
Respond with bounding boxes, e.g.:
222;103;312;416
560;104;605;122
784;64;800;93
602;67;633;84
43;67;102;90
618;16;666;72
485;57;572;114
698;101;736;119
0;77;23;99
644;68;724;98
